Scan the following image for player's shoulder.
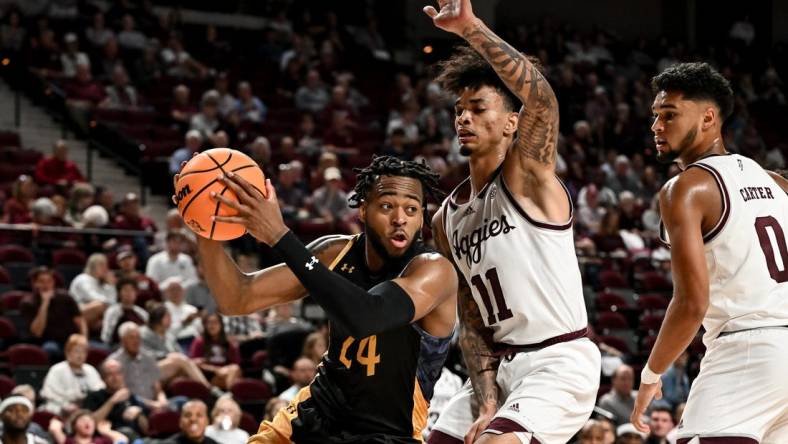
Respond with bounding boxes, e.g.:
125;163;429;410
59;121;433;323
307;234;357;261
659;166;718;205
402;251;456;278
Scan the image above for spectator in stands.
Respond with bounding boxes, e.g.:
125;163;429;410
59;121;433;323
294;113;322;157
665;403;685;444
279;356;317;402
141;302;210;389
101;277;148;345
69;252;117;332
65;61;105;107
94;36;121;82
222;313;263;344
263;303;311;335
275;163;307;222
30;196;59;226
210;130;229;149
205;395;248;444
301;331;327;365
0;9;26;53
169;130;203;175
189;313;241;391
599;364;638;425
190;90;221;145
657;350;689;410
295;69;329;113
161;31;207;79
617;191;643;232
246;136;274;178
117;14;146;51
606;155;641;195
153;209;193;253
170;84;196;128
644;407;673;444
3;174;36;223
386;102;420;144
161;276;201;348
593;209;627;255
84;358;148;439
0;396;47;444
60;32;89;78
64;182;95;226
134;42;163;90
29;29;62;79
381;127;412;160
185;260;216;314
34;139;85;187
85;12;114;50
615;423;646;444
40;334;105;416
321;85;357;124
100;65;139;110
112;192;156;234
115;246;161;304
21;266;86;360
49;409;128;444
157;400;218;444
596;415;616;444
577;419;606;444
235;81;267;123
109;322;169;411
310;166;358;232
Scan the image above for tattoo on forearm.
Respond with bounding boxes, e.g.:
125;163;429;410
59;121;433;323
462;21;559;166
458;282;499;408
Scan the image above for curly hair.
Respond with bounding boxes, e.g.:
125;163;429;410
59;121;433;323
651;62;734;120
348;155;444;225
434;45;521;112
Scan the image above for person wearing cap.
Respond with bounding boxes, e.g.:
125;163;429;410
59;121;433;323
115;245;161;304
0;396;48;444
145;230;198;287
169;130;203;175
309;166;360;233
616;423;647;443
60;32;90;79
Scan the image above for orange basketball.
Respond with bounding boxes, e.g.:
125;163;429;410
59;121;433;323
174;148;266;240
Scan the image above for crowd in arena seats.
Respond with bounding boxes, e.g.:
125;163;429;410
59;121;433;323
0;1;786;443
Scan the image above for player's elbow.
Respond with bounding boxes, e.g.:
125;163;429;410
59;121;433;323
675;291;709;321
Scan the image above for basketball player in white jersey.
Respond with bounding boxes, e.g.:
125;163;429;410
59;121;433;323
423;1;601;443
631;62;788;443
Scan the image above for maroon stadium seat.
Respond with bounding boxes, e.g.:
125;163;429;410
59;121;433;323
595;292;629;312
595;311;629;331
0;375;15;397
168;378;211;401
147;410;181;437
599;270;629;289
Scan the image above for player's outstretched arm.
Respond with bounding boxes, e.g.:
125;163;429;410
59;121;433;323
631;169;715;433
214;172;458;338
196;235;348;316
424;0;559;175
431;207;498;443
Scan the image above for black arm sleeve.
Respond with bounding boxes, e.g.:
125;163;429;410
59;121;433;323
274;231;415;337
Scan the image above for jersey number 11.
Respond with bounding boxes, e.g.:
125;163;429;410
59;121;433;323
471;267;513;325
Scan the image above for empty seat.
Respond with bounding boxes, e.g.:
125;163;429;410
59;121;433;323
147;409;181;437
595;311;629;331
595;292;629;312
168;378;211;401
599;270;629;290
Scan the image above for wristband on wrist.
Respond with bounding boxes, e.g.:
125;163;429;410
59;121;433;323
641;364;662;384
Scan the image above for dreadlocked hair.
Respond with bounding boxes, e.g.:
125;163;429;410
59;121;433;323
348;155;445;225
434;44;534;112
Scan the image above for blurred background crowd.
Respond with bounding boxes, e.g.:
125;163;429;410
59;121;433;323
0;0;784;443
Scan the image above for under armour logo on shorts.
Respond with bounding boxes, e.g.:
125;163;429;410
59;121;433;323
305;256;318;270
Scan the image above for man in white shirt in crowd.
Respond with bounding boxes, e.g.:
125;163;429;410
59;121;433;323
145;230;198;286
161;276;201;350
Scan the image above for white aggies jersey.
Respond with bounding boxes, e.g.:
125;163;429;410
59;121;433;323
660;154;788;345
442;168;588;344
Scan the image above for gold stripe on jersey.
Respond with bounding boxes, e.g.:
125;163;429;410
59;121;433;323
411;378;429;442
248;386;312;444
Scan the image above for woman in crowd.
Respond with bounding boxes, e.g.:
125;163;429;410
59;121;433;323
189;312;242;390
205;395;250;444
40;334;105;416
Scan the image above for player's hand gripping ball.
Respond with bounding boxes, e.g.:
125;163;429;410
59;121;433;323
174;148;266;240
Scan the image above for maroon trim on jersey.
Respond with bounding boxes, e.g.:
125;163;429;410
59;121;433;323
483;418;542;443
447;165;504;210
492;327;589;355
686;163;731;244
499;173;574;231
426;430;463;444
677;437;758;444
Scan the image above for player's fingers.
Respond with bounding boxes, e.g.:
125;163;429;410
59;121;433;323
218;173;253;203
212;215;244;224
227;171;262;199
423;5;438;18
264;178;277;202
210;191;241;210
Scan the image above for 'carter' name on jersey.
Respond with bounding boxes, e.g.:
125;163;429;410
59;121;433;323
740;186;775;202
452;215;516;266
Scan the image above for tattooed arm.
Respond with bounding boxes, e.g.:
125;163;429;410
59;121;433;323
425;0;569;223
432;206;498;442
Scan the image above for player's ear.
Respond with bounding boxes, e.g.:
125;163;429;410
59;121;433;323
702;106;716;130
358;201;367;222
503;111;518;137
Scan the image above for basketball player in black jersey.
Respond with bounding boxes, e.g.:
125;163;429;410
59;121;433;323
179;156;458;443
